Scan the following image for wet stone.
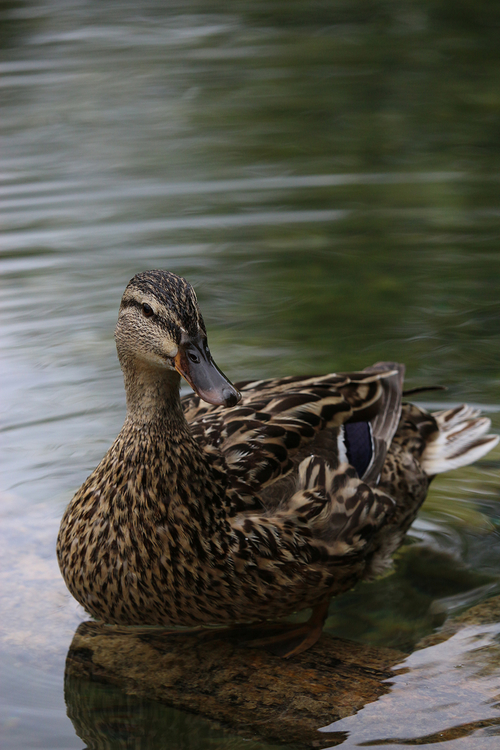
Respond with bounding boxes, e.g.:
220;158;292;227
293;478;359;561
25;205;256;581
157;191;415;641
65;622;404;748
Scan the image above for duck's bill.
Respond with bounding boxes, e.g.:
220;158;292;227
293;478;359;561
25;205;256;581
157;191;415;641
174;335;241;407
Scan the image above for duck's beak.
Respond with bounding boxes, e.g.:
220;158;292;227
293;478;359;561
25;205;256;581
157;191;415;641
174;333;241;407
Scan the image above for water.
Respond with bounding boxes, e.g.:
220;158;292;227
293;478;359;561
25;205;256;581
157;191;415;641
1;1;500;747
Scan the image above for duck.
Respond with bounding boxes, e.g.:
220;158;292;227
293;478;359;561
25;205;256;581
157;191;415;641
57;269;499;657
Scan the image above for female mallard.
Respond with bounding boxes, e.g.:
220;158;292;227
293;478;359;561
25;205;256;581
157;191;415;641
57;270;499;657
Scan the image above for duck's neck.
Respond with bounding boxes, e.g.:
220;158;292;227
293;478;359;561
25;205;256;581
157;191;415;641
117;360;227;531
122;361;186;427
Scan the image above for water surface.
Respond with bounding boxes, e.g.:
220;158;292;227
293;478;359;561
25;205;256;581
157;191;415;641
1;1;500;748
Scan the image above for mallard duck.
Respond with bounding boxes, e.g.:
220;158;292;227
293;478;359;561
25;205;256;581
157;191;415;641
57;270;499;657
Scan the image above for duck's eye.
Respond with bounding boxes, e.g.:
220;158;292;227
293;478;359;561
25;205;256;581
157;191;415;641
142;303;154;318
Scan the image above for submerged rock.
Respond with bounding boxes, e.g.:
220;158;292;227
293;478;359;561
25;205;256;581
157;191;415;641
65;622;404;748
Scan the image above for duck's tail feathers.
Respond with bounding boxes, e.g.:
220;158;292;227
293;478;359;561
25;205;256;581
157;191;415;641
420;405;499;476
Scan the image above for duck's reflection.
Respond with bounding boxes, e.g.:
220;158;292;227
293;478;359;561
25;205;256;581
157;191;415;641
64;626;295;749
65;675;182;750
65;611;500;750
63;620;396;749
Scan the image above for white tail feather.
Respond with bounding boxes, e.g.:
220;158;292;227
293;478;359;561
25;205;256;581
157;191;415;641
421;406;499;475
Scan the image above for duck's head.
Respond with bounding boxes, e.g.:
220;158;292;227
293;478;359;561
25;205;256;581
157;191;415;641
115;270;240;408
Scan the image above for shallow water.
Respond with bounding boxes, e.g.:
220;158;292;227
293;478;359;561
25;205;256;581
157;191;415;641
1;1;500;748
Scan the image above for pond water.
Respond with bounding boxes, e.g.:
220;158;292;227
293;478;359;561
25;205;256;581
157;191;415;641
1;1;500;748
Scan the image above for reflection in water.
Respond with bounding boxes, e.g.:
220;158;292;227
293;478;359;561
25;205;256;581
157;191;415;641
65;672;281;750
323;544;498;652
322;623;500;749
63;617;500;750
357;719;500;746
62;619;395;750
66;679;166;750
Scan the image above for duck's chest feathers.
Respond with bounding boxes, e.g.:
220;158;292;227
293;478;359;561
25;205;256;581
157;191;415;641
57;419;231;621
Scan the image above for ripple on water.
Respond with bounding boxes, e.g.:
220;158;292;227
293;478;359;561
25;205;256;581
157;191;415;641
321;622;500;749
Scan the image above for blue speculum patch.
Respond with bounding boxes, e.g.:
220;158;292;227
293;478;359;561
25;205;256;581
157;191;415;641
343;421;373;477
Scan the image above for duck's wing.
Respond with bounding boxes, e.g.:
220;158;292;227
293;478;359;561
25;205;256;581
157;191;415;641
235;455;396;557
183;363;404;511
351;362;405;484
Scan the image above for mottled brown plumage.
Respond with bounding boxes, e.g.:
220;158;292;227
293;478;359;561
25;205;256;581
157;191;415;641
57;270;499;656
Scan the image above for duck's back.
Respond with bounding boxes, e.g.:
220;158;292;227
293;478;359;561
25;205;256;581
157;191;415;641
183;362;498;589
183;363;405;514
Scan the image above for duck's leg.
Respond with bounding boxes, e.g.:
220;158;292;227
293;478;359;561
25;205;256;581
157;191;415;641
237;598;331;658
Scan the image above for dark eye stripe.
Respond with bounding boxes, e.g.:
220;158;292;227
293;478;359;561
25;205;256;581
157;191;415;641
121;298;152;312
